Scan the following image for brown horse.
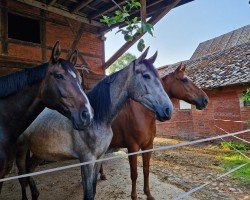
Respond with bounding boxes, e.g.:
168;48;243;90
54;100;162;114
100;63;208;200
0;41;93;192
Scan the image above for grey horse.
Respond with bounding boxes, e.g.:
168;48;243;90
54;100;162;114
16;48;173;200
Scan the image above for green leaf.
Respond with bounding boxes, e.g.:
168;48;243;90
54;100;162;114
141;22;154;36
124;34;133;42
137;39;145;52
122;12;130;18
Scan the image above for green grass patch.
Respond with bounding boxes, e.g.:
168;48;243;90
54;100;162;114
220;141;250;151
218;141;250;183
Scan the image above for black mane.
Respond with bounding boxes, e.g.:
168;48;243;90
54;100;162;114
0;63;48;99
86;71;120;123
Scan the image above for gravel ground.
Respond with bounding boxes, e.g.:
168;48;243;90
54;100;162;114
1;157;196;200
1;137;249;200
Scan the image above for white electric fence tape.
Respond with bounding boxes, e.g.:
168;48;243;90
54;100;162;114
0;129;249;183
174;163;249;200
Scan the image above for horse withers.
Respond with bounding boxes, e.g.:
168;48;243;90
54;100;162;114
16;48;173;200
100;62;209;200
0;41;93;191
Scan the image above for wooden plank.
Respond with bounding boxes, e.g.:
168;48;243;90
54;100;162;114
0;0;8;55
64;18;90;69
40;9;47;62
89;0;126;19
47;0;57;6
17;0;102;27
71;0;94;13
103;0;181;69
67;23;84;58
140;0;146;23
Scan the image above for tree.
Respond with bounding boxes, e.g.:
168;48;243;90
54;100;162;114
100;0;154;52
106;52;136;74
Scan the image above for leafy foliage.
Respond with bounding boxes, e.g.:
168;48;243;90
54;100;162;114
242;88;250;102
106;52;136;74
100;0;154;52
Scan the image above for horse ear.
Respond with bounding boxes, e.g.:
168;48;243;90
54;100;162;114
175;62;186;73
68;50;78;66
51;41;61;63
174;62;186;78
135;47;149;65
147;51;158;64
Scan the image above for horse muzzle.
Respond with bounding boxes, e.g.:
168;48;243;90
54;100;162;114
194;97;209;110
154;104;173;122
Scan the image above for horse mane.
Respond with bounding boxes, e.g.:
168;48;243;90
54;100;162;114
86;71;120;124
0;63;48;99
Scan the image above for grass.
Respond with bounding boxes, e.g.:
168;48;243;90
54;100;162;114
218;141;250;183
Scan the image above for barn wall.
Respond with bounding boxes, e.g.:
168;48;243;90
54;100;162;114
157;85;250;139
0;0;104;77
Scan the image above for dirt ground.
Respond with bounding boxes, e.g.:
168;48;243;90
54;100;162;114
1;137;249;200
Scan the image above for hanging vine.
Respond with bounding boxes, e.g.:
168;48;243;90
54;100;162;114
100;0;154;52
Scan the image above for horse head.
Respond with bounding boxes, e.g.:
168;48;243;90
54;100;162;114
39;41;93;129
162;62;209;110
127;48;173;121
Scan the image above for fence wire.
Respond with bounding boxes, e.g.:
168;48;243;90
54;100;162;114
0;128;249;183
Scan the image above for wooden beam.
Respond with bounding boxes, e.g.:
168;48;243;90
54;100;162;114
47;0;57;6
64;18;90;69
89;0;126;19
67;23;84;58
103;0;181;69
40;9;47;62
0;0;8;55
71;0;94;13
17;0;102;27
140;0;146;23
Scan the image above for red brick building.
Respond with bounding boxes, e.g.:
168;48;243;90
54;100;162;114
0;0;105;78
157;25;250;139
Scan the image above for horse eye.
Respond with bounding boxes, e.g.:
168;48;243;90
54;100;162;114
143;74;151;79
181;78;188;83
53;73;64;80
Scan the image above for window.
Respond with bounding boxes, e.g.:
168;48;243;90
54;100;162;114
8;13;40;44
179;100;191;110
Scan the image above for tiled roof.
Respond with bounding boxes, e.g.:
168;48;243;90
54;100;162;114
159;25;250;89
191;25;250;60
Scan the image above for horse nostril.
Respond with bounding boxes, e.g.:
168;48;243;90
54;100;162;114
165;108;170;117
203;98;208;105
81;110;89;121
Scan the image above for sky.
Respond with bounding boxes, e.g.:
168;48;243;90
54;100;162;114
104;0;250;68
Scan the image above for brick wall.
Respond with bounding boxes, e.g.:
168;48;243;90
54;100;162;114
157;85;250;139
0;0;104;76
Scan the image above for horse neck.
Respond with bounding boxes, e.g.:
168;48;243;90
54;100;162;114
0;82;44;140
105;67;131;125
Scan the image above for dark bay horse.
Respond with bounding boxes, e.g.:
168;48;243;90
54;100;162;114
100;63;209;200
0;41;93;192
16;48;173;200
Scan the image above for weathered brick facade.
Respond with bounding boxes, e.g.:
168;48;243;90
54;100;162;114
157;85;250;139
0;0;105;77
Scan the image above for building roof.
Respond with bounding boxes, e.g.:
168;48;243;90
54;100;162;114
159;25;250;89
19;0;193;32
191;25;250;60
